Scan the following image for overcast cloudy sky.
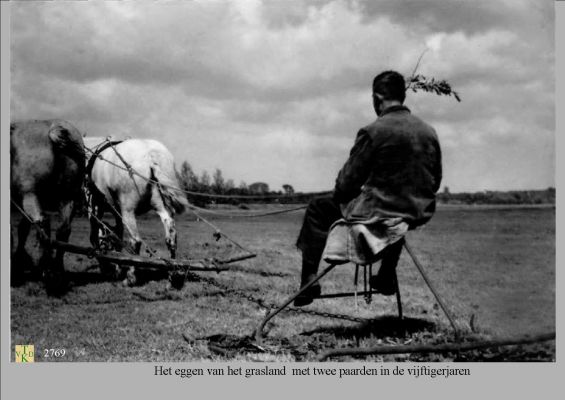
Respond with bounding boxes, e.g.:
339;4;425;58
10;0;554;192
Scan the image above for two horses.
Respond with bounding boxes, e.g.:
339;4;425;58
11;120;188;292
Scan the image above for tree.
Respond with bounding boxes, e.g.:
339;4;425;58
179;161;199;192
282;184;295;196
200;170;211;192
237;181;249;197
249;182;269;194
212;168;225;194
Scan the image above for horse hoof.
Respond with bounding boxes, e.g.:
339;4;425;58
10;269;26;287
38;255;53;273
44;270;68;297
122;278;137;287
13;250;34;270
122;268;137;287
169;271;185;290
99;262;121;281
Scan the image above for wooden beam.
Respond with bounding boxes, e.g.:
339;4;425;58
214;254;257;265
317;331;556;361
51;240;255;272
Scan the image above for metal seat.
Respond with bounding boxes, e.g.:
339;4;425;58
255;238;459;344
255;242;405;345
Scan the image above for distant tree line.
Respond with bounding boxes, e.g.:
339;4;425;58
177;161;299;207
437;187;555;205
177;162;556;207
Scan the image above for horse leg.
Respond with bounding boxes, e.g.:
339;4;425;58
14;214;31;258
19;193;52;271
158;209;185;290
121;210;142;286
24;203;66;296
89;201;102;248
54;200;74;269
92;204;124;281
122;211;142;255
157;210;177;259
112;213;124;252
37;217;51;270
150;184;178;259
101;208;125;282
12;217;32;285
151;186;184;289
43;201;75;296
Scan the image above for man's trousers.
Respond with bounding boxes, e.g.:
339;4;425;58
296;196;404;286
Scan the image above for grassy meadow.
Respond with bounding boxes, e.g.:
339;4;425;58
10;204;555;361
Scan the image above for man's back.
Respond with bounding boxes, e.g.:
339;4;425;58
293;70;441;305
336;105;442;227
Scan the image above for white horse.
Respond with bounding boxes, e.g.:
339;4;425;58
83;137;188;282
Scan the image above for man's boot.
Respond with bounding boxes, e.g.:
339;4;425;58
369;239;403;296
293;260;322;307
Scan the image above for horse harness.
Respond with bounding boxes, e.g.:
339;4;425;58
84;140;174;261
85;140;124;192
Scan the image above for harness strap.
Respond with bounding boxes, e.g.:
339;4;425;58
85;140;124;197
85;139;124;181
84;139;126;250
106;140;143;196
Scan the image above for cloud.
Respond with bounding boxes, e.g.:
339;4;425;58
9;0;554;192
357;0;553;40
11;1;422;98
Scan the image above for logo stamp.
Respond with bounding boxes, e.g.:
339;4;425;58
15;345;34;363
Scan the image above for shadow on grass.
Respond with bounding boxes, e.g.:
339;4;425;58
193;316;441;361
64;263;289;287
12;270;119;291
300;315;438;341
11;267;169;291
12;266;236;299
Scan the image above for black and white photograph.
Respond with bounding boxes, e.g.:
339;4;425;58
4;0;556;372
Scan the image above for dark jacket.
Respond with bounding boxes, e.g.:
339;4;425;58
334;105;442;227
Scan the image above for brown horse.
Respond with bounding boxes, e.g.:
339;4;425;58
11;119;85;294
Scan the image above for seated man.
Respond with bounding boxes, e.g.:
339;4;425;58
294;70;442;306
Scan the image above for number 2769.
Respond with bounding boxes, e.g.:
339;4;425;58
44;349;66;358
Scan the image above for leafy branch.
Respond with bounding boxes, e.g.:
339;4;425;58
406;74;461;102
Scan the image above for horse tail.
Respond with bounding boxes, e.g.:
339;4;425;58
47;120;86;173
150;163;189;215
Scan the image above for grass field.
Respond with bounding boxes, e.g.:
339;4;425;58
10;204;555;361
